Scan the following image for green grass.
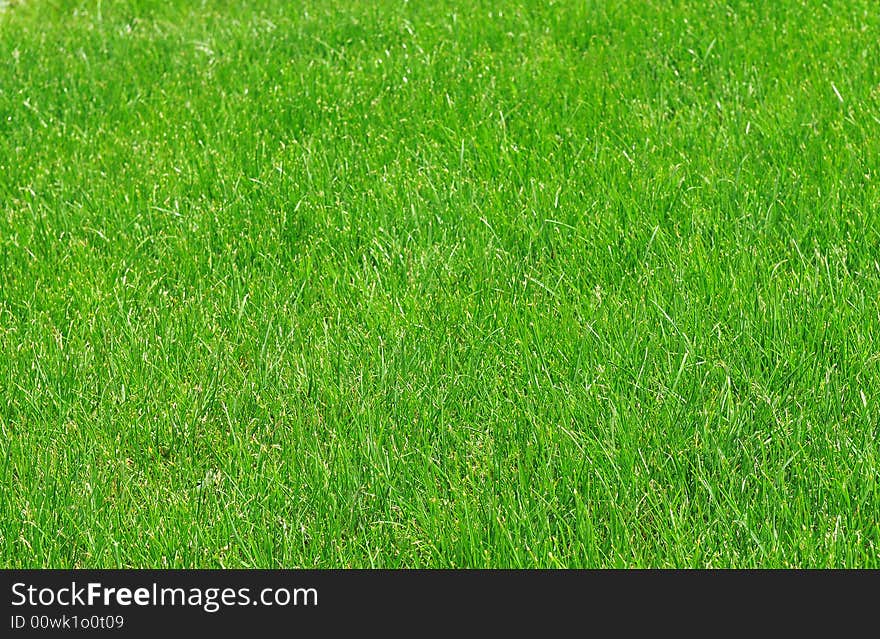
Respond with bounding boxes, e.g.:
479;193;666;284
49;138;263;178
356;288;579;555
1;0;879;568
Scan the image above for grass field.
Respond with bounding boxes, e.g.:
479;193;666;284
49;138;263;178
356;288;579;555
2;0;879;568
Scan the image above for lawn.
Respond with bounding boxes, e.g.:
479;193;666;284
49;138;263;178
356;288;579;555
1;0;879;567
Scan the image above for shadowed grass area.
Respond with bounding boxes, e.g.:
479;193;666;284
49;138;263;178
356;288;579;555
1;0;879;567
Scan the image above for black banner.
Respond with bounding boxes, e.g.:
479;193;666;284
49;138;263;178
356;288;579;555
1;570;876;635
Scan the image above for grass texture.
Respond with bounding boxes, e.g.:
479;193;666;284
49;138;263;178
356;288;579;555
1;0;879;567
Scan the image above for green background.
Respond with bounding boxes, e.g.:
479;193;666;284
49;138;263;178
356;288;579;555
1;0;879;567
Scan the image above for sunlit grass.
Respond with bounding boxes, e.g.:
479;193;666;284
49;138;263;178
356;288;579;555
1;0;879;567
